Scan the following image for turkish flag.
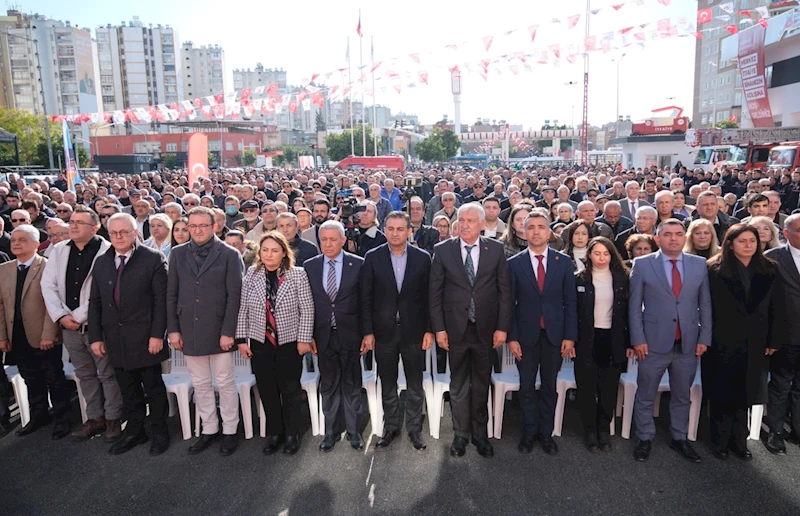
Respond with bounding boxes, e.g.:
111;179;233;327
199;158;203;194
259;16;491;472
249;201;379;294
240;88;252;101
193;98;202;109
657;18;671;32
567;15;581;29
724;24;738;34
266;83;279;96
418;71;428;84
697;8;713;25
297;91;307;102
288;100;297;113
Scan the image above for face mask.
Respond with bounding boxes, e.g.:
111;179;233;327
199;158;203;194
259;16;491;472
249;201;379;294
225;206;238;216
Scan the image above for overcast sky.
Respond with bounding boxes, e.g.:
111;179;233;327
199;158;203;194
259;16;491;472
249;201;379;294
23;0;699;128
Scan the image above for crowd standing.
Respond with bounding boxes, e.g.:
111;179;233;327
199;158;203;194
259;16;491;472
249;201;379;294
0;161;799;464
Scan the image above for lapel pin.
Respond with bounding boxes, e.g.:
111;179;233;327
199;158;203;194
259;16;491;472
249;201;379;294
555;255;560;261
484;246;488;250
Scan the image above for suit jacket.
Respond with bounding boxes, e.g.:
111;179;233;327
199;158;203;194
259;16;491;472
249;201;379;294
304;251;363;351
88;244;169;370
628;251;712;354
166;238;244;356
412;225;439;254
0;232;12;260
301;226;321;251
235;265;314;346
0;255;60;348
619;199;652;221
765;245;800;347
508;248;578;347
290;236;319;268
361;244;431;346
429;237;512;344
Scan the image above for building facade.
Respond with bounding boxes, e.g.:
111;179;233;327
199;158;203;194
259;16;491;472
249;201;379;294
181;42;226;99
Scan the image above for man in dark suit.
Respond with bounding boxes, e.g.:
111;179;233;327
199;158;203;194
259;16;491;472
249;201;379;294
596;200;634;238
619;181;652;221
507;211;578;455
361;211;433;451
409;197;439;254
764;214;800;454
429;204;512;458
691;191;739;245
304;220;366;452
89;213;170;456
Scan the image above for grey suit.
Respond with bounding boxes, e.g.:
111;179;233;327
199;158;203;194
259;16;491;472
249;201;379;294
629;251;712;441
619;199;652;222
301;226;320;251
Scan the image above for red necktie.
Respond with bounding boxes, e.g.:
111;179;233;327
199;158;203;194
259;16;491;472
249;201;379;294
536;255;546;329
670;259;682;340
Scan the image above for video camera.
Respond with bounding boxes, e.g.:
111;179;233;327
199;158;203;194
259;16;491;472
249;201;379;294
401;176;423;202
337;189;366;222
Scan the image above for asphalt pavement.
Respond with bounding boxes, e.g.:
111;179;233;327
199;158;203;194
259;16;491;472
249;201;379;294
1;391;800;515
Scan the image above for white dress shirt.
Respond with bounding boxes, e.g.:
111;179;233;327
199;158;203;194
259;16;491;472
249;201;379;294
460;238;480;273
528;248;548;281
627;198;639;215
789;244;800;276
115;248;134;269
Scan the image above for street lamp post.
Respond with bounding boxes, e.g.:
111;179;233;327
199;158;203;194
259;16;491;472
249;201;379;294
615;53;627;137
6;29;54;169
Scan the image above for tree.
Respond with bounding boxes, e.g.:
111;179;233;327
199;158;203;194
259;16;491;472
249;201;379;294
714;120;738;129
207;151;218;167
415;128;461;162
242;149;257;166
162;153;179;169
315;110;326;132
34;140;89;169
0;107;58;165
324;125;382;161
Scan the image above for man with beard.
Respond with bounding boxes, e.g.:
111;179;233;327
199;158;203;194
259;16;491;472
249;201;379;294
301;199;331;251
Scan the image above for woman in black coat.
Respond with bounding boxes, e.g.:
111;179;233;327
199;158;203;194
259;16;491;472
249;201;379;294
704;224;786;461
574;236;631;452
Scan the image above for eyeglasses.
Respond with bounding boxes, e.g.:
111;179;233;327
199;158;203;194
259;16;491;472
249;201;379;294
99;214;111;219
262;208;277;214
56;209;70;213
11;218;28;223
243;208;258;213
48;232;70;238
109;230;132;238
354;194;364;198
68;220;93;227
436;224;451;229
187;224;212;231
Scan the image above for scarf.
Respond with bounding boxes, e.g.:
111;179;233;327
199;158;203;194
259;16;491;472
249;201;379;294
189;238;215;269
264;268;285;347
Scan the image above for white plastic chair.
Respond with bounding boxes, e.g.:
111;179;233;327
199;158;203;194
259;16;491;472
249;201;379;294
373;347;436;438
616;356;639;440
4;365;27;425
749;405;766;440
255;352;321;438
61;346;88;424
428;349;493;440
162;347;194;440
194;352;257;439
318;352;381;437
688;363;702;442
553;357;577;437
491;343;536;439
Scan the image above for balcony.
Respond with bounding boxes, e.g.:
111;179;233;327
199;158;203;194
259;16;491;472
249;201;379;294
59;71;76;81
57;48;74;57
58;58;75;68
60;84;78;94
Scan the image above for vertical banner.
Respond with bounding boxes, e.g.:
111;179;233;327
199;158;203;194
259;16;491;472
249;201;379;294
62;120;81;192
738;24;774;127
187;133;209;186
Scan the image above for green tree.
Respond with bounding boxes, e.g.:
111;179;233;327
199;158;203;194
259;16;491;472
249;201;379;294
324;126;382;161
0;107;59;165
207;151;218;167
315;110;326;132
415;128;461;162
34;140;89;169
162;153;179;169
714;120;738;129
242;149;257;166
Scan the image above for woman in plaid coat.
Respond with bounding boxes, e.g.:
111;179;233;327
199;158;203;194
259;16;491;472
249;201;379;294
235;231;315;456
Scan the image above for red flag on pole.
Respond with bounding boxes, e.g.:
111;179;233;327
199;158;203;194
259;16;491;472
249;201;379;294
567;15;581;29
266;83;279;96
528;25;539;43
724;24;738;34
482;36;493;52
698;8;713;24
356;11;362;37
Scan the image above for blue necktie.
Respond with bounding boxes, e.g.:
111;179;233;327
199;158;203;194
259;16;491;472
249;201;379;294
464;245;476;323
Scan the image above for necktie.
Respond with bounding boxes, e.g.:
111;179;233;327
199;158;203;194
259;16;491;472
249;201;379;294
630;201;637;217
670;259;682;340
18;264;26;272
326;259;338;327
464;245;476;323
114;255;126;309
536;255;546;329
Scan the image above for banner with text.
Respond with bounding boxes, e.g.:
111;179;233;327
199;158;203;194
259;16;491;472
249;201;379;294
738;24;774;128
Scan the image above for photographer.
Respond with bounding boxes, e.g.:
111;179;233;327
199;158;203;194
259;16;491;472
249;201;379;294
347;200;386;257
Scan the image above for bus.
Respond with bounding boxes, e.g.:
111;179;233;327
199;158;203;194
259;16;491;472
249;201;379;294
446;154;490;169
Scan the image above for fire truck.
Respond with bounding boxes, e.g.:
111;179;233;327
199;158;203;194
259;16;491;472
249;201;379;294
631;106;689;136
685;126;800;172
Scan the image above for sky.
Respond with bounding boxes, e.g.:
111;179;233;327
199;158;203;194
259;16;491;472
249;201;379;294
19;0;699;129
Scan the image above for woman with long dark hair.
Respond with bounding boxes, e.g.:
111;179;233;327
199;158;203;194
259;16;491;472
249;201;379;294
564;220;592;272
500;204;533;258
574;236;631;452
703;224;785;460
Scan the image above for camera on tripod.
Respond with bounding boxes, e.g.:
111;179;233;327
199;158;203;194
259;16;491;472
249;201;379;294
337;189;366;223
401;176;423;202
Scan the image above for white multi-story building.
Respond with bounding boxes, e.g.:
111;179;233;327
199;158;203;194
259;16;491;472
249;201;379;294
232;63;287;92
182;42;226;99
95;17;183;134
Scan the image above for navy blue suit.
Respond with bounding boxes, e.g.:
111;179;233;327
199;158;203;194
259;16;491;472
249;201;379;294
508;247;578;438
304;251;364;435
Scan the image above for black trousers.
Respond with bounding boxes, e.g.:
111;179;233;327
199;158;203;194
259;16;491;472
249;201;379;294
113;363;168;437
574;330;622;433
318;330;362;435
0;357;11;423
709;400;748;450
518;329;562;438
375;323;425;434
251;339;303;436
449;322;492;440
11;341;71;425
767;344;800;436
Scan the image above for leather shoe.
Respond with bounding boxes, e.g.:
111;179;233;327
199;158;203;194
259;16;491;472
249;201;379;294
283;435;299;455
670;439;702;463
408;431;427;451
633;439;651;462
0;420;14;440
584;430;600;453
765;432;787;455
540;435;559;455
51;422;72;440
16;416;51;437
375;430;400;449
219;434;238;456
471;436;494;458
188;433;219;455
348;432;364;451
319;433;341;453
518;434;536;454
598;430;612;452
730;442;753;461
450;436;467;457
109;432;149;455
70;417;106;441
149;434;170;456
712;448;730;461
263;434;286;455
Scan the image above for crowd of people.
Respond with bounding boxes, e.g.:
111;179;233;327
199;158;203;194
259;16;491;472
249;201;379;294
0;160;799;464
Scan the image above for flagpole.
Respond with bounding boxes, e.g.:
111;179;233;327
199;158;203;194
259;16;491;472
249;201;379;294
359;10;366;157
371;35;378;156
347;37;355;157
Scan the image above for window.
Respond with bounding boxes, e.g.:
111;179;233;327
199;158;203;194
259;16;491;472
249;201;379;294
734;91;743;106
181;140;188;152
166;143;177;152
735;74;742;88
718;77;724;86
712;43;719;54
702;114;708;125
705;47;711;56
225;142;232;151
718;93;724;103
723;110;730;121
725;74;731;84
164;65;175;71
702;98;708;108
724;92;731;103
709;97;715;106
704;81;709;91
704;64;710;74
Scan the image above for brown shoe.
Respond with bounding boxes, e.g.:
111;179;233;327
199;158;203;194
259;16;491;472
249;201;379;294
70;417;107;441
104;419;122;443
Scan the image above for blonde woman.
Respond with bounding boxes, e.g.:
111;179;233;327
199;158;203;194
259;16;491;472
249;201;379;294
747;216;781;251
684;219;720;259
143;213;173;259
